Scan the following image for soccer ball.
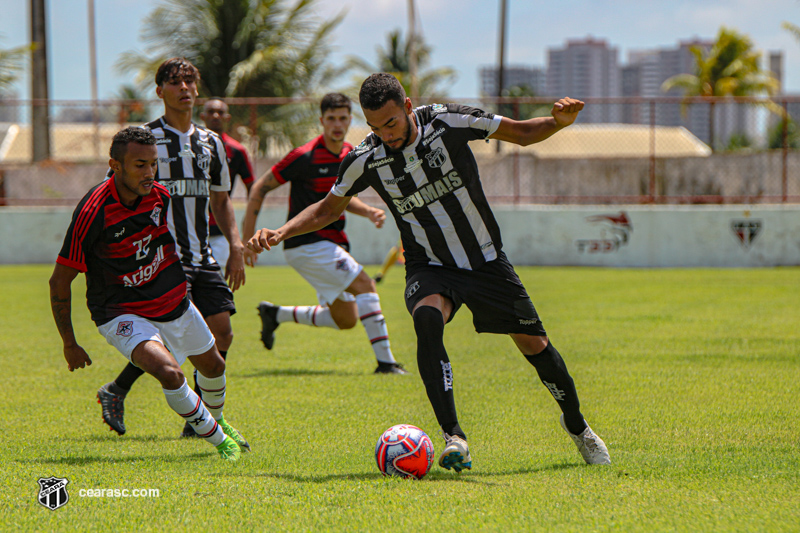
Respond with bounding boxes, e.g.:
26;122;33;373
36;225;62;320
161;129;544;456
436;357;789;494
375;424;435;480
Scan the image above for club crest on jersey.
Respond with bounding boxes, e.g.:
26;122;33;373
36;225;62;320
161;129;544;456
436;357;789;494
150;205;162;225
37;477;69;511
178;143;194;159
196;152;211;171
336;258;350;272
425;147;446;168
116;321;134;337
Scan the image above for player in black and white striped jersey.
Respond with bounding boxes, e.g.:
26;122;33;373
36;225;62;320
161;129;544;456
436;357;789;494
248;73;610;471
95;58;248;449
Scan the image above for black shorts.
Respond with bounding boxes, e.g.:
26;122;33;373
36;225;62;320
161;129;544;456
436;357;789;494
404;252;546;336
182;264;236;318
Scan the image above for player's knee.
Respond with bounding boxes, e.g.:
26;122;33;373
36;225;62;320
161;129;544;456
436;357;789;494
204;354;226;377
337;315;358;329
214;329;233;351
413;306;445;339
156;365;185;390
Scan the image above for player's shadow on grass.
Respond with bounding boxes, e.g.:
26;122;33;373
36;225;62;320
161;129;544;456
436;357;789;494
20;452;211;466
240;368;360;378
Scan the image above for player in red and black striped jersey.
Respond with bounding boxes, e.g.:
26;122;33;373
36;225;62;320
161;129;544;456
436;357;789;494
49;127;244;461
200;98;255;267
242;93;406;374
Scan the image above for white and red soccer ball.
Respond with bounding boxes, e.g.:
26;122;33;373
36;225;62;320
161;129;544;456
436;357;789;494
375;424;434;480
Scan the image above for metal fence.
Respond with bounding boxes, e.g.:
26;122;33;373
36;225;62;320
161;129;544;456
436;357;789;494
1;96;799;205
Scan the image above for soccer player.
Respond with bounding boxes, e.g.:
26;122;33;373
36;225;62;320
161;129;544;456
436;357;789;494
49;127;243;461
247;74;611;471
199;98;255;266
242;93;407;374
96;58;249;447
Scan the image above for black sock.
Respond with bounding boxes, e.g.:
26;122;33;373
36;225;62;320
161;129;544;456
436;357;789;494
524;343;587;435
114;362;145;392
413;306;465;440
218;350;227;360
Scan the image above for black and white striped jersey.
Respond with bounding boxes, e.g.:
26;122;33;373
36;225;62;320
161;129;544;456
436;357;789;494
334;103;503;270
142;117;231;267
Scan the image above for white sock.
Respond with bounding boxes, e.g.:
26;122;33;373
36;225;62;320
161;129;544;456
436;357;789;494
277;305;339;329
356;292;395;364
163;379;225;446
196;372;225;421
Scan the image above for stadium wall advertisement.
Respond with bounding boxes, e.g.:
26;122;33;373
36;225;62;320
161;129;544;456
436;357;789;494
1;205;798;267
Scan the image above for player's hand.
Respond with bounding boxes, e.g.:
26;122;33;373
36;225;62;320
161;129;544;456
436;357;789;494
247;228;283;253
551;97;584;128
225;244;246;292
244;247;259;267
64;344;92;372
369;208;386;229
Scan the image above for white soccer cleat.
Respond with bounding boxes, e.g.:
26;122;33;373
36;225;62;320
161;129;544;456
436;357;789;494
438;433;472;472
560;415;611;465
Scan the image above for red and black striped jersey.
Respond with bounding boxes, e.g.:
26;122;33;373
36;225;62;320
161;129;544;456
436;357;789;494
57;178;189;326
209;132;255;236
271;135;352;250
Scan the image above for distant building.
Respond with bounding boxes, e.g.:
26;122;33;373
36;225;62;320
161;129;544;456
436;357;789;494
546;37;621;123
479;65;547;96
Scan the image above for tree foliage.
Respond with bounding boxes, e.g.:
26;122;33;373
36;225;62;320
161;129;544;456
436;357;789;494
344;29;457;103
0;36;29;96
116;0;345;149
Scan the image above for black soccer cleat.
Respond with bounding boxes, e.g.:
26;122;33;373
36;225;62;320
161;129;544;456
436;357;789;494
257;301;280;350
180;421;199;438
374;362;409;375
373;272;384;283
97;383;126;436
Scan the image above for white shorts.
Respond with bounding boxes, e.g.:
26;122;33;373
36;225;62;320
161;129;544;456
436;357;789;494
209;235;229;267
97;301;216;366
284;240;362;306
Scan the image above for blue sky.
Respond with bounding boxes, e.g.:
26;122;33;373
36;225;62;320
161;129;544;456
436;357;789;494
2;0;800;100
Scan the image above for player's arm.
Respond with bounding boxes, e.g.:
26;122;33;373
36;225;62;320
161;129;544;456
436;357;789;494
209;189;245;291
241;170;282;266
248;192;351;253
489;97;584;146
345;197;385;229
48;263;92;372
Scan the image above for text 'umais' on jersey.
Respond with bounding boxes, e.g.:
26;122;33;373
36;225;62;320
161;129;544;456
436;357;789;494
57;178;189;326
334;103;503;270
272;134;352;250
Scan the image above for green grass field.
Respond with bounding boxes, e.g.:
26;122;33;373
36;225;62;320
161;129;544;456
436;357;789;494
1;265;798;531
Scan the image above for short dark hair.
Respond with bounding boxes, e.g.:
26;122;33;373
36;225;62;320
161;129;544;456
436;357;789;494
359;73;406;111
155;57;200;87
110;127;156;162
320;93;352;114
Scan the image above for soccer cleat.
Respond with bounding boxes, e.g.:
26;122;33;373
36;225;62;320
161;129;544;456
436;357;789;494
257;301;280;350
97;383;126;436
215;436;241;461
438;433;472;472
218;418;251;452
560;414;611;465
374;361;409;375
180;421;199;438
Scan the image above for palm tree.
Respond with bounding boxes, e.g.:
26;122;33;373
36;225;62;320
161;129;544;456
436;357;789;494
116;0;345;149
345;29;457;103
0;36;28;95
661;27;779;150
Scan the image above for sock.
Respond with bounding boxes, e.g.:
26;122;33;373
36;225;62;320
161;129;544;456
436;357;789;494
114;362;145;392
163;379;225;446
218;350;227;360
414;306;464;439
356;292;395;364
196;372;226;421
277;305;338;329
524;343;587;435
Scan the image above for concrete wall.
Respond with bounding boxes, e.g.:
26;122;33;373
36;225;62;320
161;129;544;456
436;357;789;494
2;204;798;267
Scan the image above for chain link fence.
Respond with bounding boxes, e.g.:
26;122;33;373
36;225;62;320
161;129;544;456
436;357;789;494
1;96;799;205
